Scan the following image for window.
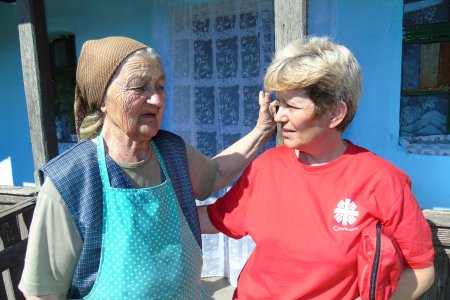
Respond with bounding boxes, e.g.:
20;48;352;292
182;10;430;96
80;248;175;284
49;34;77;151
400;0;450;155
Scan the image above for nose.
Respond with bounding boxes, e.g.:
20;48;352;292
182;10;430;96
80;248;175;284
146;94;164;108
145;87;165;107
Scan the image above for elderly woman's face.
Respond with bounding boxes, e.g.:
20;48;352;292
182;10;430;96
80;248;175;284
102;55;165;140
274;90;334;151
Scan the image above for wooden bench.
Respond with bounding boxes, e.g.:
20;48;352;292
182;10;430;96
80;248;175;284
0;186;37;300
0;187;448;299
421;209;450;300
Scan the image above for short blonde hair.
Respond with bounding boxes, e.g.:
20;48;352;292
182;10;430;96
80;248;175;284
264;36;362;131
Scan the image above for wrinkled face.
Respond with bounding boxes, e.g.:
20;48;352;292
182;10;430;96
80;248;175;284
274;90;334;151
101;55;165;141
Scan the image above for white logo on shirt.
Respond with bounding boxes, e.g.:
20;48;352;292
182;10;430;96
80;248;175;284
334;198;359;225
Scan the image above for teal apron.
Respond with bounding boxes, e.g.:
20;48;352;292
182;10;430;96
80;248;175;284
80;133;209;299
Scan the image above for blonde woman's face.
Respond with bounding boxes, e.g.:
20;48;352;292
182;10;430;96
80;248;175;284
102;55;165;141
274;90;334;151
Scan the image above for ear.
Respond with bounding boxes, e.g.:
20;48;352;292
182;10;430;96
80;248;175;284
329;100;347;129
100;102;107;114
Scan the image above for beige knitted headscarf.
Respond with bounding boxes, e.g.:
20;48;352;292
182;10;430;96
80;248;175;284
74;36;148;141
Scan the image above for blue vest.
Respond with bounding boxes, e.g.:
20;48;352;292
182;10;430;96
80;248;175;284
42;130;201;298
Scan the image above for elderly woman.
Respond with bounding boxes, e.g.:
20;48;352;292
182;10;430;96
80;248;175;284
19;36;275;299
199;36;435;299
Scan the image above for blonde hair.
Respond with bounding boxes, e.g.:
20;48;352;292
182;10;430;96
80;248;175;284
264;36;362;131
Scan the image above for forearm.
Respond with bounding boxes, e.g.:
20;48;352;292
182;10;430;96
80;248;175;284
211;125;274;191
390;265;435;300
198;205;219;234
189;91;275;199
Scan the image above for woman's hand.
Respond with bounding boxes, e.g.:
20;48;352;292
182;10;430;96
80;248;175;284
256;91;276;135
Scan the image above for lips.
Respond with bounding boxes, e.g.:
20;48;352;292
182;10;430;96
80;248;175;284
282;128;295;138
140;112;157;121
142;109;159;116
283;128;295;133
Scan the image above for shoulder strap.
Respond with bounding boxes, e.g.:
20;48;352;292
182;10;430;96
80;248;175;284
153;130;202;248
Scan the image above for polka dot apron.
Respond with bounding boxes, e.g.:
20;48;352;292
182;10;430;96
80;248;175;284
79;133;209;299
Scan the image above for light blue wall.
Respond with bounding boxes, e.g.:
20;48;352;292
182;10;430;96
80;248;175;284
1;0;448;208
0;3;34;186
309;0;450;209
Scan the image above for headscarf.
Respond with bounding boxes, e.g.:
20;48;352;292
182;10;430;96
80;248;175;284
74;36;148;140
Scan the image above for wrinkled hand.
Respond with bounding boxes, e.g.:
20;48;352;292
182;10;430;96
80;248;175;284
256;91;277;134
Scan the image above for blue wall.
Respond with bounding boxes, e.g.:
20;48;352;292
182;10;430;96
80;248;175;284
0;3;34;186
1;0;448;208
309;0;450;209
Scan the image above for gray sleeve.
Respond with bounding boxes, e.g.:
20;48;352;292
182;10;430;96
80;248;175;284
19;178;82;297
186;142;218;200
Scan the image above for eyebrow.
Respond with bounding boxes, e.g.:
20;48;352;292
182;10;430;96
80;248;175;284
126;72;165;84
276;96;287;102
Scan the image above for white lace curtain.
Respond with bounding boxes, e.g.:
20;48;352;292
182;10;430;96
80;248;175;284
152;0;275;285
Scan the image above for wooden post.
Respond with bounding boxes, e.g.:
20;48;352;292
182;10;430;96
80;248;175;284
16;0;58;186
273;0;307;145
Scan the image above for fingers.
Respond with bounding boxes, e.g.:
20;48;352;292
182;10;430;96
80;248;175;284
259;90;277;117
259;90;270;106
269;100;278;117
255;90;276;133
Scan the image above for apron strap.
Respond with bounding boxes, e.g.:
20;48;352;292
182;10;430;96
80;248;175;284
97;131;170;188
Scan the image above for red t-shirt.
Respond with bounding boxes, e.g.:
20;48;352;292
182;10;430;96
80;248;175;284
208;142;434;300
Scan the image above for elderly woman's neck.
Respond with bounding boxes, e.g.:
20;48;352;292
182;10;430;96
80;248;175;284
100;125;152;163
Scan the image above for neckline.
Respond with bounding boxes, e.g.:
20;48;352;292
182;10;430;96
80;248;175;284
116;147;153;169
96;131;169;188
288;140;356;174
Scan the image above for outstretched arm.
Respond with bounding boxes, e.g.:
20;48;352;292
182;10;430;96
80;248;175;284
210;91;275;192
188;91;276;200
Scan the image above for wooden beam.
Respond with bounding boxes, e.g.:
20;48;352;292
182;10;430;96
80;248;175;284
274;0;307;51
0;186;38;207
16;0;58;186
273;0;308;145
0;239;27;273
